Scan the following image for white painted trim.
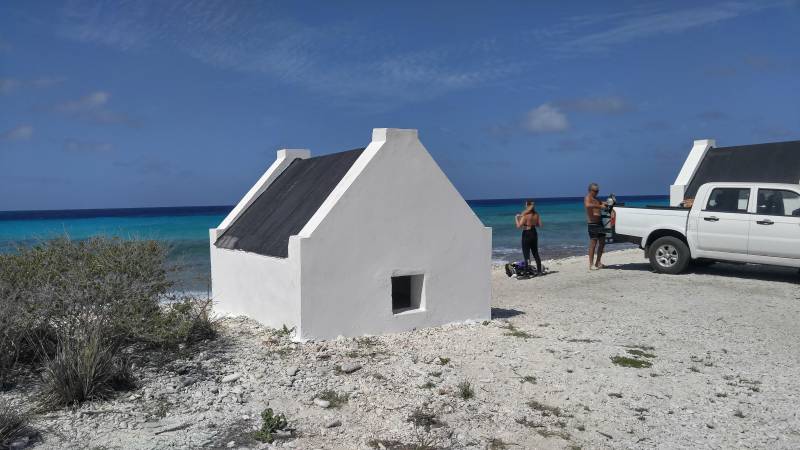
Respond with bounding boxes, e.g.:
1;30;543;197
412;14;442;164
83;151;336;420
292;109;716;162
297;133;386;238
217;149;310;232
670;139;715;206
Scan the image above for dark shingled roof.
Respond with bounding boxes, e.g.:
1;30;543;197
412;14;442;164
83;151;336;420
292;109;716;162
685;140;800;198
215;148;365;257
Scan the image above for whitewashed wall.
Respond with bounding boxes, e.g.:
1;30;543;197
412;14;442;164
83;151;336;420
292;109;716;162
670;139;715;206
209;229;302;330
295;129;492;339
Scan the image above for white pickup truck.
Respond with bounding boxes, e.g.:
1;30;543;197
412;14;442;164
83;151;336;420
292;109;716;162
614;182;800;274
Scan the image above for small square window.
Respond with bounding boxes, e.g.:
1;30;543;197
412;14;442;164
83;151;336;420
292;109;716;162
392;274;424;314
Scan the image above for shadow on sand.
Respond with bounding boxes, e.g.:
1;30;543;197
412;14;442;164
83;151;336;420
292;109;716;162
607;261;799;284
491;307;525;319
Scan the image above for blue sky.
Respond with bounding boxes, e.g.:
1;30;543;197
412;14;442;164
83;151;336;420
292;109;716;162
1;0;798;210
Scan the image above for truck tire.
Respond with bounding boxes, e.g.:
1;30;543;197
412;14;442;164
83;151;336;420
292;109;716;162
649;236;690;274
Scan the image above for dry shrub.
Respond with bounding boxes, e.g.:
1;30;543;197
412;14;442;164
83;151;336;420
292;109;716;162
39;326;135;408
0;404;36;449
0;236;216;403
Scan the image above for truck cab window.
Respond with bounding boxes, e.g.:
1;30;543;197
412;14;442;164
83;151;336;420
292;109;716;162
705;188;750;213
757;189;800;216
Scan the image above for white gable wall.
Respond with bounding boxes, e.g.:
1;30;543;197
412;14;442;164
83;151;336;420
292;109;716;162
295;129;491;339
670;139;715;206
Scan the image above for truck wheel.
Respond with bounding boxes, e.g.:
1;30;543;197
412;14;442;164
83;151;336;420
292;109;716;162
649;236;690;274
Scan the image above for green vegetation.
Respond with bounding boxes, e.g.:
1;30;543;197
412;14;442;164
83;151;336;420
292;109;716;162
456;381;475;400
626;349;656;358
502;323;536;339
527;400;562;417
253;408;289;443
610;356;652;369
39;325;136;407
566;338;600;343
0;237;217;407
317;390;349;408
624;344;655;351
407;408;438;431
275;324;295;336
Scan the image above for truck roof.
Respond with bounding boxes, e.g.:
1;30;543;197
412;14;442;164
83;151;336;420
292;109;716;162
698;182;800;191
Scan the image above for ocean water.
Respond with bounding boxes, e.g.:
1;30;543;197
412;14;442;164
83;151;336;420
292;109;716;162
0;196;667;290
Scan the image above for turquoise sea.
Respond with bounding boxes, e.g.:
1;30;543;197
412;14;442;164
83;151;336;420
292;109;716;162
0;196;667;290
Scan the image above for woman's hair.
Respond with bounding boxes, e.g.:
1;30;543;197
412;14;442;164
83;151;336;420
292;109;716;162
523;200;536;214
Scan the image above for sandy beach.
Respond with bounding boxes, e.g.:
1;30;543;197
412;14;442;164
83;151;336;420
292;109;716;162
6;249;800;449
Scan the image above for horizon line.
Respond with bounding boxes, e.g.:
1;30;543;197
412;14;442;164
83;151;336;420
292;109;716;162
0;193;668;216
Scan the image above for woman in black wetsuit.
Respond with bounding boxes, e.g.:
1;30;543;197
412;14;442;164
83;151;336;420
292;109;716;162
514;200;543;275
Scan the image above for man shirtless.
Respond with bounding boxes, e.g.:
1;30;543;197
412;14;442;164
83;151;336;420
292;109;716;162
584;182;606;270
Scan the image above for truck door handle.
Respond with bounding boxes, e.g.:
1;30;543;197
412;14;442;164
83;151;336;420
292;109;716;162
756;219;774;225
703;216;719;222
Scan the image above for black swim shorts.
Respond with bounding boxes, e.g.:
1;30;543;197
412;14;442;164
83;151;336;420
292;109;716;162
588;222;605;239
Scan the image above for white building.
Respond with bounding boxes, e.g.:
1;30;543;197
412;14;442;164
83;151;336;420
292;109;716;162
671;139;800;206
209;128;491;340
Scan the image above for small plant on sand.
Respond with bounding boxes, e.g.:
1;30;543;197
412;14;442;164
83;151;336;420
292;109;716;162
317;390;349;408
502;323;535;339
536;428;571;440
511;368;536;384
253;408;289;443
626;349;655;359
456;381;474;400
487;437;510;449
624;344;655;351
436;356;450;365
733;409;745;418
407;408;439;431
275;324;295;337
527;400;562;417
0;405;36;449
420;381;436;389
611;356;652;369
566;338;600;343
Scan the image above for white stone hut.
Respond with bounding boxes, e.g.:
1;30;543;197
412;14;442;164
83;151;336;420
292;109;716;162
671;139;800;206
209;128;491;340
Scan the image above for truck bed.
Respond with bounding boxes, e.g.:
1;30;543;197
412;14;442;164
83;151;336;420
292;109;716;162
613;205;689;247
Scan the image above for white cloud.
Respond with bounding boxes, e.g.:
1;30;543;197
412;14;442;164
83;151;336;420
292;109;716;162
1;125;34;142
53;91;139;126
524;104;569;133
56;0;517;106
63;138;114;153
538;2;783;54
556;95;632;114
0;77;62;95
55;91;109;112
0;78;21;94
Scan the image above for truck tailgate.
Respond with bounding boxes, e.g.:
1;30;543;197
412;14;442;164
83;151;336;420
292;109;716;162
614;206;689;246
